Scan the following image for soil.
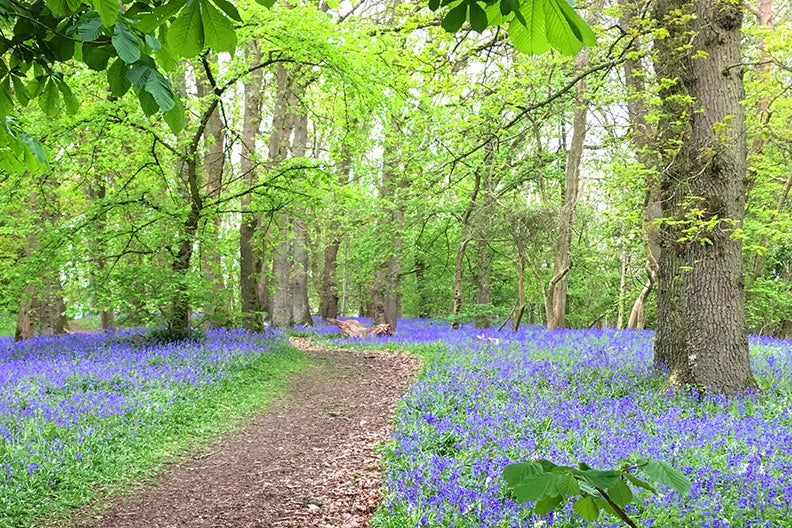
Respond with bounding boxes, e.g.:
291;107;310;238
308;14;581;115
73;337;421;528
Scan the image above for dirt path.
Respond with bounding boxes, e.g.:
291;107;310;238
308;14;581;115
74;338;420;528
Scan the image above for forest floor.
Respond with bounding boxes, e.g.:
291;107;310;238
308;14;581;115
71;337;421;528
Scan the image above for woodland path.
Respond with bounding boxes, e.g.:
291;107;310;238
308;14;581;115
73;337;421;528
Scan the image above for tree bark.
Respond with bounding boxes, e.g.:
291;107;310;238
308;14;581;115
196;56;227;324
475;238;492;329
318;145;352;320
372;149;405;329
675;0;757;393
268;64;296;328
450;167;482;329
651;0;693;370
240;42;266;331
653;0;758;393
290;102;313;326
546;49;588;330
15;285;35;342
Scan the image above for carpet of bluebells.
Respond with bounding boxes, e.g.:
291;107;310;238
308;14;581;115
316;318;792;528
0;328;296;525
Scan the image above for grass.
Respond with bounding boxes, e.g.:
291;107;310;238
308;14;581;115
0;317;13;337
0;330;306;528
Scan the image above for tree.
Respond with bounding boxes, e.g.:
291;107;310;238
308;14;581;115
652;0;758;393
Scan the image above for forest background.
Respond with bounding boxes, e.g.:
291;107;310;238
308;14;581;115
0;0;790;359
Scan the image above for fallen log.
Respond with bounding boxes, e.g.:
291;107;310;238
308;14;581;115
325;318;394;338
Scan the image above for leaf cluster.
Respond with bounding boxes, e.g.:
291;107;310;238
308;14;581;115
429;0;595;56
503;457;691;525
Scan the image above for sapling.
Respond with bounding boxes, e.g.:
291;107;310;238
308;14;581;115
503;457;691;527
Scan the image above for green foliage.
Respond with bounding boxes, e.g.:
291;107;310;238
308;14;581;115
430;0;595;56
0;0;252;171
503;457;691;525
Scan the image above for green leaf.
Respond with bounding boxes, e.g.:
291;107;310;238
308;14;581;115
12;76;30;107
543;0;589;56
39;79;61;117
442;1;468;33
554;0;596;46
27;77;46;99
555;473;580;496
45;0;69;16
503;461;543;486
48;35;75;61
200;0;237;53
137;0;187;33
500;0;513;15
145;34;162;52
19;130;48;164
163;98;185;133
624;472;657;494
644;459;691;494
578;469;620;489
77;17;104;41
0;80;13;116
606;479;633;508
55;79;79;114
167;0;204;58
145;70;176;112
93;0;119;27
107;58;131;97
255;0;276;8
508;7;549;55
211;0;242;22
534;494;562;515
83;44;114;70
573;495;599;522
512;473;562;502
137;88;159;116
113;21;141;64
429;0;441;10
125;62;154;89
468;1;488;32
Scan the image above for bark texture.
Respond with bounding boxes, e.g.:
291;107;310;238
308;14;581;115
239;42;266;331
653;0;758;393
677;0;757;393
269;64;297;328
290;105;313;326
546;49;588;330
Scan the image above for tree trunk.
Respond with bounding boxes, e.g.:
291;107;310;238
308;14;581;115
674;0;757;393
15;285;35;341
414;255;430;318
320;238;340;319
475;239;492;329
651;0;693;371
240;42;265;331
546;50;588;330
196;56;227;324
513;255;525;332
290;105;313;326
617;251;628;328
450;167;483;329
38;274;67;335
653;0;758;393
292;216;312;325
372;146;405;329
268;64;296;328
